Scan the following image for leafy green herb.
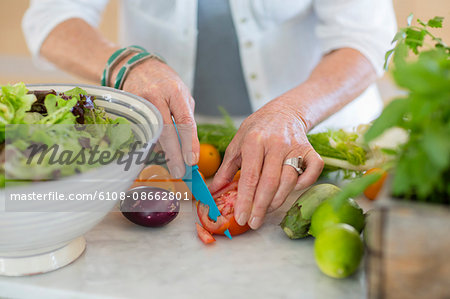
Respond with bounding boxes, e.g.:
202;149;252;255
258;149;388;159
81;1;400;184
362;15;449;204
385;14;449;68
197;107;237;157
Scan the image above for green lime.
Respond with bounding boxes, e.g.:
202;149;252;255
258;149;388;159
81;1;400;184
314;223;364;278
309;197;364;237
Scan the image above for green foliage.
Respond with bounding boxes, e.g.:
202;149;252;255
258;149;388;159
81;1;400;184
197;107;237;157
385;14;449;63
366;15;450;203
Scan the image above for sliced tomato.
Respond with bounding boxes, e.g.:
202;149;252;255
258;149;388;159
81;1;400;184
211;180;239;198
196;223;215;244
197;204;230;234
197;181;250;236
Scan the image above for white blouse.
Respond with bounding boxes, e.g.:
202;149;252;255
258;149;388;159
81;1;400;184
22;0;397;132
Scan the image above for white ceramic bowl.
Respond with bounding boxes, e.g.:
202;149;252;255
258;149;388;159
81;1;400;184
0;84;163;276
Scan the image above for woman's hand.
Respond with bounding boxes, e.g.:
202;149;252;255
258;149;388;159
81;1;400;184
120;58;200;178
209;97;324;230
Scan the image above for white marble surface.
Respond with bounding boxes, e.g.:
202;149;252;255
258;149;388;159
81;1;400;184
0;190;371;299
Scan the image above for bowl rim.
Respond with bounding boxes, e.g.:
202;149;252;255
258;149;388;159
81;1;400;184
25;83;163;140
25;83;164;153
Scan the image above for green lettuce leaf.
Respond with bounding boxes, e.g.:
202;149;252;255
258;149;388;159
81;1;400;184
37;94;77;124
0;82;36;142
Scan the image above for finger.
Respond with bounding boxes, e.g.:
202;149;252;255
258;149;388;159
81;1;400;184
234;136;264;226
157;104;185;178
267;162;298;213
171;93;200;166
294;150;324;191
208;138;241;194
249;150;284;229
189;96;195;112
153;141;163;152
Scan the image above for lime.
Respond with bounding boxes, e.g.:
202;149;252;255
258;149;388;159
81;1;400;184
309;197;364;237
314;223;364;278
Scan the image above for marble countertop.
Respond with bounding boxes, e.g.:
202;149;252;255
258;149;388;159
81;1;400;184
0;190;371;299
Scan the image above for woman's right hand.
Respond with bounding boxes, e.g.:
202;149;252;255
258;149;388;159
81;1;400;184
117;58;199;178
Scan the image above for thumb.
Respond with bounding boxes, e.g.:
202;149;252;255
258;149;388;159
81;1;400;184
209;145;240;194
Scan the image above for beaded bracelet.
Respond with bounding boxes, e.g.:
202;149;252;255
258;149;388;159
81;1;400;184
101;45;146;87
113;52;166;89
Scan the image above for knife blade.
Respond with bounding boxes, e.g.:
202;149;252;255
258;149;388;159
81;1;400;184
172;120;232;239
183;165;232;239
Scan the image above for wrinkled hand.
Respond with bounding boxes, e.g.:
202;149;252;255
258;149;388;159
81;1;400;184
120;59;199;178
209;98;324;230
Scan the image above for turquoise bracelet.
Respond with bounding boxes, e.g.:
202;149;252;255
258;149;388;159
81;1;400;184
100;45;146;87
114;52;165;90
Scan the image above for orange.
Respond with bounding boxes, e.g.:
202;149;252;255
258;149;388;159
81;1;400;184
197;144;221;178
198;171;206;181
233;170;241;182
363;168;388;200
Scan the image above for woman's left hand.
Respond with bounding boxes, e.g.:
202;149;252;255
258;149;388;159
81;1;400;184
209;97;324;230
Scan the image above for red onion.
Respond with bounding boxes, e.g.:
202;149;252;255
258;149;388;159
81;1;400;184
120;186;180;227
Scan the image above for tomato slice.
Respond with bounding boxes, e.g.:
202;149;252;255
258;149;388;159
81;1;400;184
197;181;250;236
131;165;176;192
196;223;215;244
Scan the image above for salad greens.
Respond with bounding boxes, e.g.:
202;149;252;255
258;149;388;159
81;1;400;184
0;83;36;143
1;83;134;188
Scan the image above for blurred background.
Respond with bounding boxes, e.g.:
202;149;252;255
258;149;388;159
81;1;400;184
0;0;449;103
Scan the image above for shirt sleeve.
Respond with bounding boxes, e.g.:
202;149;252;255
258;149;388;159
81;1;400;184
313;0;397;76
22;0;109;68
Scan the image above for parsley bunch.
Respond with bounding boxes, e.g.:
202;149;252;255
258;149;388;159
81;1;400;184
365;15;450;203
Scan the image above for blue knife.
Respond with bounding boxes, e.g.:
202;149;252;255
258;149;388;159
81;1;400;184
172;121;232;239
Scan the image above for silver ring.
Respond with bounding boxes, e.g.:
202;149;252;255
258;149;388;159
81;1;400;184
283;156;304;175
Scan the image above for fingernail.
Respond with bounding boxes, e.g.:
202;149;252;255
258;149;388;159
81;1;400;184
294;183;304;191
249;216;261;229
183;152;191;165
192;151;199;165
236;212;248;226
183;151;198;166
172;166;184;179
